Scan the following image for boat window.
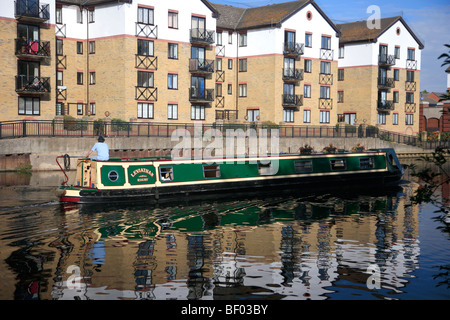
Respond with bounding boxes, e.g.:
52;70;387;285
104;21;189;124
203;165;221;178
294;160;313;173
160;167;173;181
330;159;346;170
258;162;274;175
360;157;375;169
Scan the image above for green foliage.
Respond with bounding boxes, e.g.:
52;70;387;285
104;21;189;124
63;115;88;131
111;118;130;132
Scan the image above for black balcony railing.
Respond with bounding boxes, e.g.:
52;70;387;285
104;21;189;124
378;54;395;66
320;48;334;60
135;23;158;38
189;88;214;102
405;102;416;113
189;59;214;74
282;94;303;107
283;42;304;57
377;100;394;111
135;87;157;101
319;98;333;109
190;29;215;45
319;73;333;85
377;77;395;89
15;39;51;58
282;68;303;82
16;76;50;94
15;1;50;22
216;110;238;121
135;55;158;70
405;81;416;91
406;59;417;70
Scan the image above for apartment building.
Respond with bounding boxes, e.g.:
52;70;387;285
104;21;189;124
336;17;424;135
211;0;341;125
0;0;56;121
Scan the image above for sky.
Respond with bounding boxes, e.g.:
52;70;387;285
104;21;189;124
211;0;450;93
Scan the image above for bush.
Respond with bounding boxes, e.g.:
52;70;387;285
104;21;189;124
63;115;88;131
111;118;130;132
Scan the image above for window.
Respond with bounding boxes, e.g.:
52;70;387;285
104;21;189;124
338;46;344;58
168;104;178;119
217;32;222;46
228;84;232;95
191;106;205;120
239;33;247;47
406;92;414;103
56;7;62;24
138;102;154;119
89;72;95;85
304;84;311;98
77;41;83;54
160;167;173;181
303;109;311;123
377;112;386;125
228;32;233;44
138;39;154;56
239;84;247;97
168;74;178;89
90;103;96;115
88;8;95;23
216;58;222;71
320;110;330;123
305;33;312;47
239;59;247;72
407;48;415;61
203;165;221;178
57;71;63;87
393;91;399;103
338;69;344;81
18;97;40;115
247;109;259;121
360;158;375;169
77;7;83;23
394;69;399;81
56;103;63;116
304;59;312;73
216;83;222;97
406;114;414;125
168;11;178;29
321;36;331;49
407;70;415;82
138;6;154;25
338;91;344;103
168;43;178;59
283;109;294;122
330;159;346;170
138;71;153;87
394;46;400;59
344;113;356;125
56;39;63;55
89;41;95;54
393;113;398;125
77;72;83;85
77;103;84;115
320;61;331;74
228;59;233;69
320;86;330;99
294;160;313;173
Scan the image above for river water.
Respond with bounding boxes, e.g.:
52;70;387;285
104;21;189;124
0;163;449;301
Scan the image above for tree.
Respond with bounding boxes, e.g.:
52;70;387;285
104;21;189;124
438;44;450;101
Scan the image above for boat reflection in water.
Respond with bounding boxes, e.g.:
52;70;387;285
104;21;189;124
44;183;420;300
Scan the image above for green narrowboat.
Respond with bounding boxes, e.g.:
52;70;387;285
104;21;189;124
57;148;404;204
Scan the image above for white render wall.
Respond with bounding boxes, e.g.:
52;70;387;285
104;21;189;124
339;20;422;70
0;0;56;25
61;0;217;43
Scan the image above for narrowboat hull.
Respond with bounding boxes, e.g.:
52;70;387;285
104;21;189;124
58;149;404;204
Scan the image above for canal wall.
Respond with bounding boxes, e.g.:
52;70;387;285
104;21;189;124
0;135;431;172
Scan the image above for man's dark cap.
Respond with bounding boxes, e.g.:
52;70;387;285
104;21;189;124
98;136;105;142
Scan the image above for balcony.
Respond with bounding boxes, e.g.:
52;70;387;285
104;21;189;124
377;100;394;111
15;39;50;59
377;77;395;89
282;94;303;107
282;68;303;83
378;54;395;66
135;87;157;101
190;28;215;45
405;102;416;113
319;73;333;85
16;76;50;94
15;1;50;23
319;98;333;109
405;81;416;91
189;88;214;103
406;59;417;70
189;59;214;75
135;55;158;70
135;23;158;38
283;42;304;58
320;48;334;60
